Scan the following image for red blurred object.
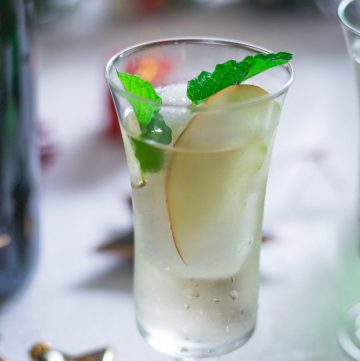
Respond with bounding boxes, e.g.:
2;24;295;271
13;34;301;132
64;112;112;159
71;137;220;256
137;0;170;12
107;91;121;137
106;55;174;137
37;124;59;173
125;55;173;86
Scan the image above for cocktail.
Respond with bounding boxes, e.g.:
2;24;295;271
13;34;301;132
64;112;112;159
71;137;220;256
105;38;293;359
338;1;360;359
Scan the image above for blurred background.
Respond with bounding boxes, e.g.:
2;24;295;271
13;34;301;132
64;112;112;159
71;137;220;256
1;0;359;360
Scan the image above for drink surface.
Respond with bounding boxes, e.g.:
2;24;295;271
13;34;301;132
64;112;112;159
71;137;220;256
121;83;280;356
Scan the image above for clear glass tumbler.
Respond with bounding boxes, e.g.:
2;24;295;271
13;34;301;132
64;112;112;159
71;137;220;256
105;38;293;360
338;1;360;359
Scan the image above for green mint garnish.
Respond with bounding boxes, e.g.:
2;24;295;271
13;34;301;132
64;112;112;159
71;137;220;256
116;51;292;174
117;71;161;127
117;71;172;175
187;52;292;104
131;113;172;173
141;112;172;144
131;139;166;173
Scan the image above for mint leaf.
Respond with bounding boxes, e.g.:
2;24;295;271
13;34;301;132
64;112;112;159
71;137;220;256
141;112;172;145
117;71;172;175
243;52;293;81
187;52;292;104
187;60;249;105
131;139;166;173
117;71;161;126
131;112;172;174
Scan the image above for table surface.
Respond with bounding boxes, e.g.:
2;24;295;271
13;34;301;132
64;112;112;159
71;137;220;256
1;1;360;360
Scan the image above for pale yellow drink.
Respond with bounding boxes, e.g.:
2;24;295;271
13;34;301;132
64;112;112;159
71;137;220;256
121;83;280;357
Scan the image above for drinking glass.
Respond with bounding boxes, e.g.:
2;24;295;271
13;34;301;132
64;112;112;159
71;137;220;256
105;38;293;360
338;1;360;359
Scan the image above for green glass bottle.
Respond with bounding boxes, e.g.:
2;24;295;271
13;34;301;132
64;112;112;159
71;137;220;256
0;0;38;299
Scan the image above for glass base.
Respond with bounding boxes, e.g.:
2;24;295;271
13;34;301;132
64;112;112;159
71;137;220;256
338;304;360;360
137;320;254;359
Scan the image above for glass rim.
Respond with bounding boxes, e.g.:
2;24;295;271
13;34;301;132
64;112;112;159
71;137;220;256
338;0;360;36
105;37;294;109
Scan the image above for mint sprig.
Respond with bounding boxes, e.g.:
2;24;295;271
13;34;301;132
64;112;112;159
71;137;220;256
131;139;166;173
116;51;292;174
117;72;172;174
141;112;172;144
132;112;172;173
187;52;292;104
117;71;161;127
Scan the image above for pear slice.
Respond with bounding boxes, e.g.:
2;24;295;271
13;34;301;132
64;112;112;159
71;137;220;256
166;85;280;271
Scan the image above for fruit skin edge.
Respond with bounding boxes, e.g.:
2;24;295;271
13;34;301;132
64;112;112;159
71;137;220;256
165;151;187;264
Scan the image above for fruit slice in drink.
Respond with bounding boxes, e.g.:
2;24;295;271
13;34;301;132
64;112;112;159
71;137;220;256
166;85;280;277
